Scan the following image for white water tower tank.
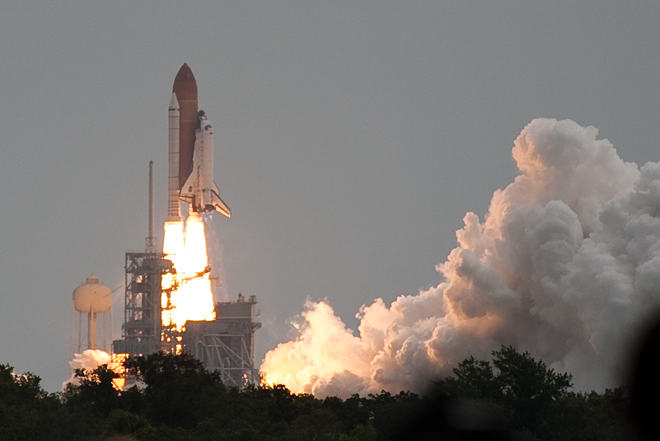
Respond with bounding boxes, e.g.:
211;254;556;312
72;275;112;352
73;275;112;313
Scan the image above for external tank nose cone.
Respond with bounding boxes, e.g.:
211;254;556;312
172;63;197;101
173;63;200;189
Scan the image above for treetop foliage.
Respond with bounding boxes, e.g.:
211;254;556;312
0;348;632;440
432;346;625;440
441;346;572;402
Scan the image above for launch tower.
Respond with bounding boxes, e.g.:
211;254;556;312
112;252;176;356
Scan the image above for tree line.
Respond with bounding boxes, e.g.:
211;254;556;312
0;347;632;440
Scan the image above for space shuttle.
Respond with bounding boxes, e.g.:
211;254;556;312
167;63;231;220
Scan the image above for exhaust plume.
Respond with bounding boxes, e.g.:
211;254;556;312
262;118;660;397
162;213;216;331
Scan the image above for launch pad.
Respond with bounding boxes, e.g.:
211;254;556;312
112;251;262;388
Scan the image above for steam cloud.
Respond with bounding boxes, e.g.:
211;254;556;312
62;349;111;390
261;118;660;397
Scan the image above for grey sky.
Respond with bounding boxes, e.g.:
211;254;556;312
1;1;659;391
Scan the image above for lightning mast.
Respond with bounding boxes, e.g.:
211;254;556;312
146;161;157;253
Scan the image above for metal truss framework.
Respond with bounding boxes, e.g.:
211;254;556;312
191;333;258;387
183;295;261;388
113;252;175;356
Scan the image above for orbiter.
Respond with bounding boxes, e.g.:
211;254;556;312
167;63;230;220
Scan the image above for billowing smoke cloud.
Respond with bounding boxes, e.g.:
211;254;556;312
62;349;111;390
261;118;660;397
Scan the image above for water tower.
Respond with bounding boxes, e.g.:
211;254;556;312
72;275;112;353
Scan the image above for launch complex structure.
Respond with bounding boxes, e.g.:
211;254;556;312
111;65;261;388
112;249;261;387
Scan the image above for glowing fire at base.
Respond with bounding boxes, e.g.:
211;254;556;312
162;213;216;331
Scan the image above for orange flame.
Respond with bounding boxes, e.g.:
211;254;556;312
162;214;216;331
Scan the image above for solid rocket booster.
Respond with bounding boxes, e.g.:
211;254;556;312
168;63;231;219
167;93;180;220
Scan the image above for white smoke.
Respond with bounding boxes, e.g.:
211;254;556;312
62;349;111;390
261;118;660;397
203;214;230;303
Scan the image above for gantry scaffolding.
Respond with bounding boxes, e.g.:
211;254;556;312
113;252;176;356
113;255;262;388
182;294;261;387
